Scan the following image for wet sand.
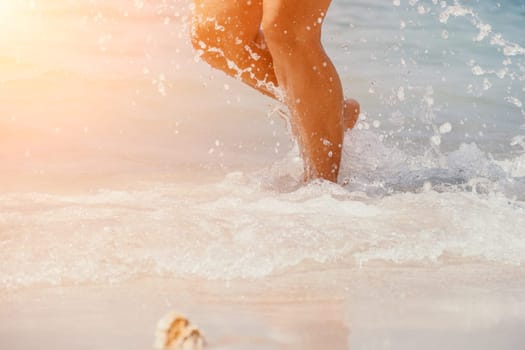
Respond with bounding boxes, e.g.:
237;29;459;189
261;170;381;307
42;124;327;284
2;263;524;349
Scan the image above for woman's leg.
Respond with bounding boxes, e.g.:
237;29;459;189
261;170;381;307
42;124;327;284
262;0;345;182
191;0;278;98
191;0;359;182
344;98;360;130
191;1;360;129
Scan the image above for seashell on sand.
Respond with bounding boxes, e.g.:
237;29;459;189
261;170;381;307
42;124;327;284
154;312;204;350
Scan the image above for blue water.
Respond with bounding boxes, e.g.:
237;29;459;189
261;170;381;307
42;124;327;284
328;0;525;155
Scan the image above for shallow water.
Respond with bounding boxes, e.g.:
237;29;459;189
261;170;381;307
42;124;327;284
1;0;525;348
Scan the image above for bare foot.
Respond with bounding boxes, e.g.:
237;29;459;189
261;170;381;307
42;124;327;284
343;98;360;130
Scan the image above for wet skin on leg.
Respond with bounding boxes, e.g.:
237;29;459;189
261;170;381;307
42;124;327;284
191;0;359;181
261;0;344;181
191;0;278;98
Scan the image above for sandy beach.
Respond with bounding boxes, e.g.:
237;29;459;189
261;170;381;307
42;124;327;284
2;262;524;349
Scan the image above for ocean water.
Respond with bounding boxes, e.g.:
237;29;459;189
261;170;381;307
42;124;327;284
1;0;524;289
1;1;525;343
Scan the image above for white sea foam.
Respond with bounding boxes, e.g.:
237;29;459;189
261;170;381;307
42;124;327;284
1;130;524;289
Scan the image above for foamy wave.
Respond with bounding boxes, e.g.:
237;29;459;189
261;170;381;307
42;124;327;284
337;130;524;200
1;133;524;289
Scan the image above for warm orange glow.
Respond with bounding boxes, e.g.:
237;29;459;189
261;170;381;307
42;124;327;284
0;0;199;187
0;1;17;25
1;1;35;29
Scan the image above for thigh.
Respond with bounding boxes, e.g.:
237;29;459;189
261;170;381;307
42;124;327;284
193;0;263;43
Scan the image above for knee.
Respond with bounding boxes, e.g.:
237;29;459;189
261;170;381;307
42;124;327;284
190;10;252;67
190;13;234;72
190;13;225;53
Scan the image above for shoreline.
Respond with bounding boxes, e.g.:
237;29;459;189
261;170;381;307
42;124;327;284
2;263;524;349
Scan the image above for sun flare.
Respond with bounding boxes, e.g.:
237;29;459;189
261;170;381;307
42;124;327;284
0;1;16;25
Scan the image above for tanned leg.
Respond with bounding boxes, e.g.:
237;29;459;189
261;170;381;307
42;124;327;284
191;0;359;182
344;98;360;130
191;0;359;130
262;0;345;181
191;0;278;98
